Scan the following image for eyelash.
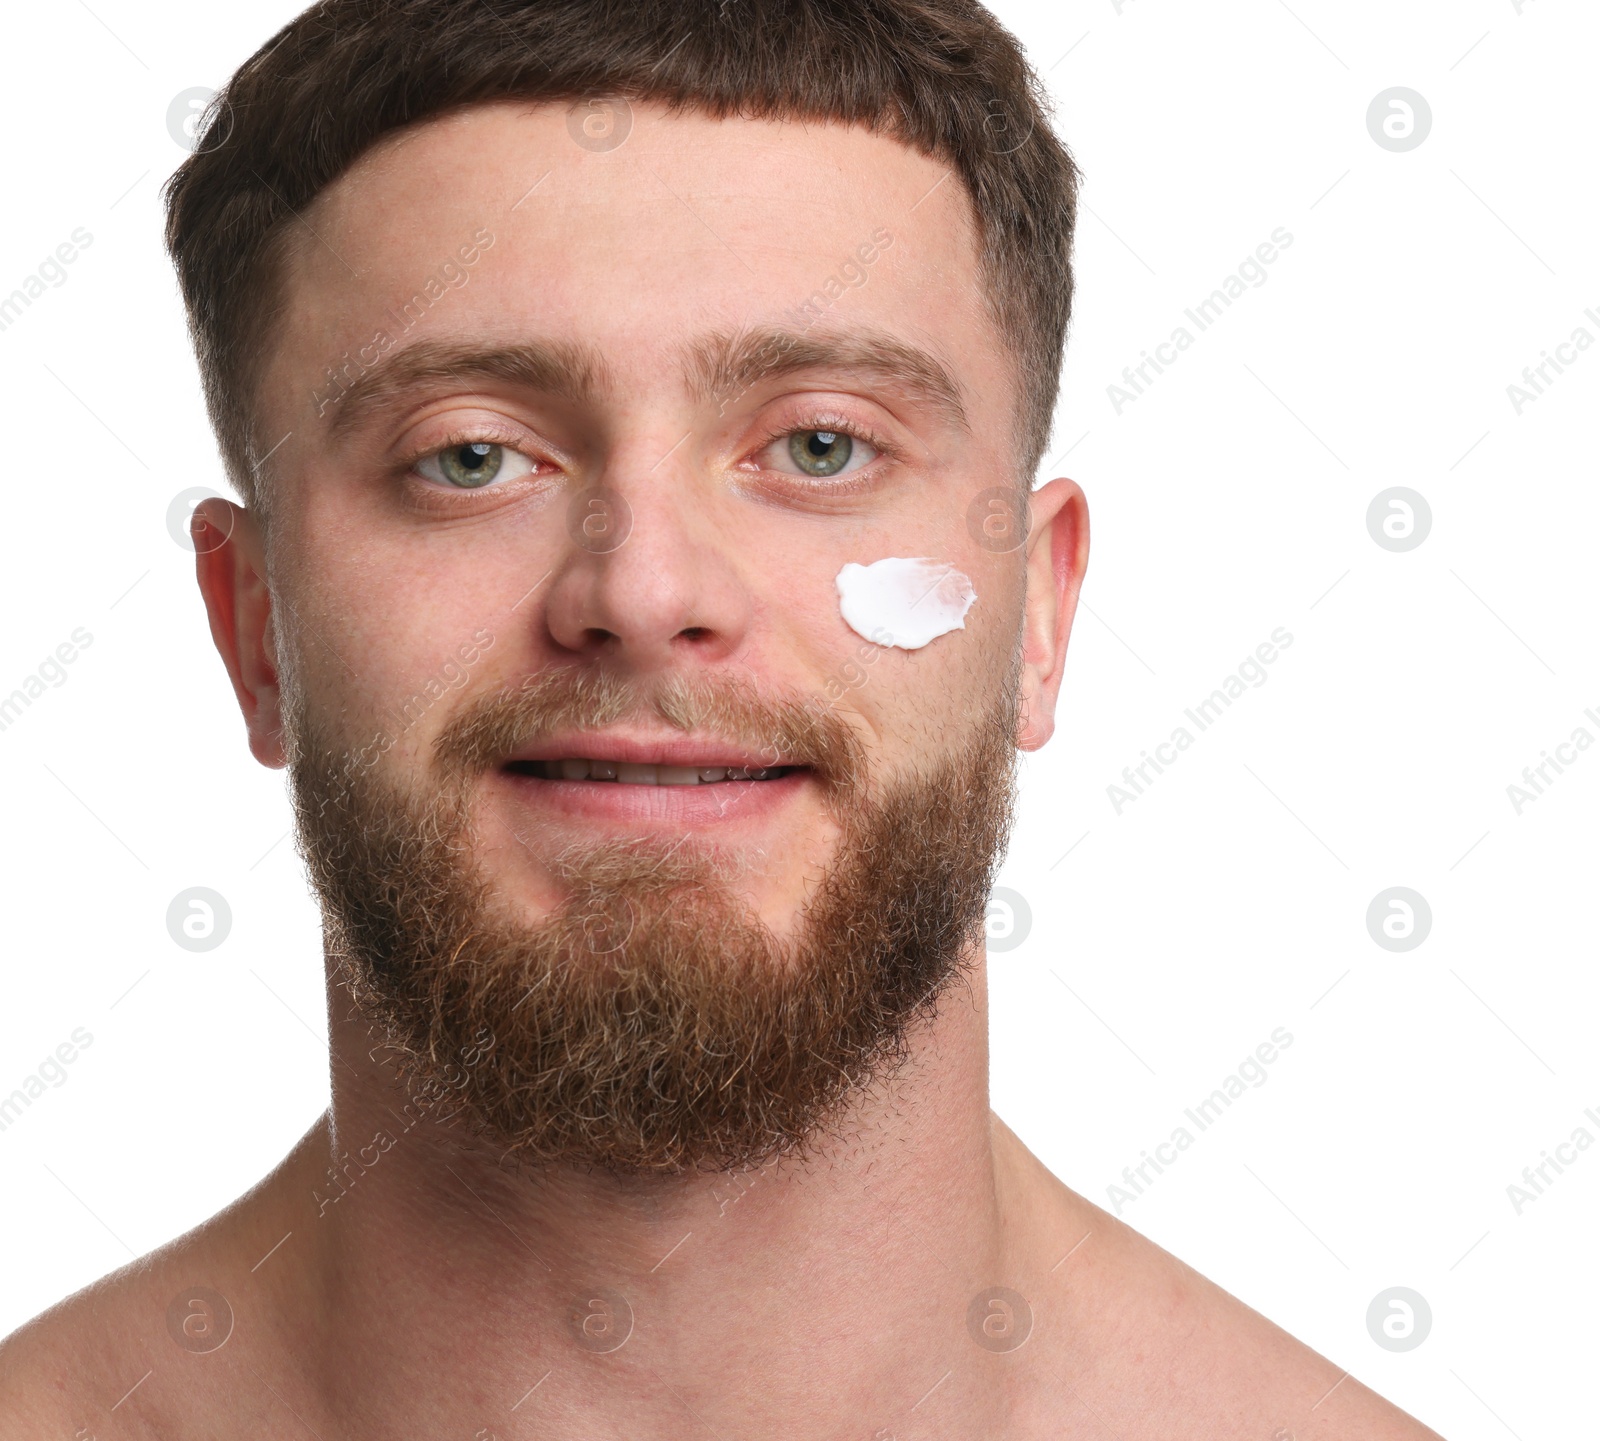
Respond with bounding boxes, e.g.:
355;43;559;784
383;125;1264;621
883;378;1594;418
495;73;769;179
400;425;550;481
749;412;900;475
399;413;899;489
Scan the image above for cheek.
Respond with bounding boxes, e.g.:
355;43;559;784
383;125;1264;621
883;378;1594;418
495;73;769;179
957;561;1026;720
815;588;1008;747
284;535;504;761
754;519;1019;727
889;558;1023;738
834;557;976;651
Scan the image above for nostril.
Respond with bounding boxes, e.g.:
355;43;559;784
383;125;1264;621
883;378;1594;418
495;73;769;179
678;626;711;641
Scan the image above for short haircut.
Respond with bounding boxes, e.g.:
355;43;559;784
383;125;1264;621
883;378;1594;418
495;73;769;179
163;0;1081;513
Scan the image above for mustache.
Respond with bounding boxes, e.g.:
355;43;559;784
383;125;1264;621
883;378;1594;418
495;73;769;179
431;666;868;797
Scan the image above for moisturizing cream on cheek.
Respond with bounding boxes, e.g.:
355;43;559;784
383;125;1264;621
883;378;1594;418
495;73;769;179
835;557;978;650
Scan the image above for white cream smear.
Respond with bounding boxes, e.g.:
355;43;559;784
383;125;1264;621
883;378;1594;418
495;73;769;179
835;557;978;650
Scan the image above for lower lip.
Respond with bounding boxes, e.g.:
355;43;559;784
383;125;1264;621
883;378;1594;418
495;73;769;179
493;767;812;827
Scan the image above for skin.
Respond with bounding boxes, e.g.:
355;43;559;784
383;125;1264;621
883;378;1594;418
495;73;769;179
0;102;1444;1439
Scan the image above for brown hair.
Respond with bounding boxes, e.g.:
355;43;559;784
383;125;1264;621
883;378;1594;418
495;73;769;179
163;0;1080;512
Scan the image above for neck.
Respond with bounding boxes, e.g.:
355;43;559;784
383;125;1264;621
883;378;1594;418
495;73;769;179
263;947;1018;1436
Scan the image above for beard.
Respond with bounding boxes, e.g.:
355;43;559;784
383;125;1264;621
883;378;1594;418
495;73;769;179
284;661;1019;1177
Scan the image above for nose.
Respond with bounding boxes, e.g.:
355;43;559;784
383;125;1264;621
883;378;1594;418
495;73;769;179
541;446;752;670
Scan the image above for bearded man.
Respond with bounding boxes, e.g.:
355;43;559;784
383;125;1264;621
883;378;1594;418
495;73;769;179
0;2;1441;1436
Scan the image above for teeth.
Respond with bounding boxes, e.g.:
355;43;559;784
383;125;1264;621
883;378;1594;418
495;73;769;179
525;759;788;784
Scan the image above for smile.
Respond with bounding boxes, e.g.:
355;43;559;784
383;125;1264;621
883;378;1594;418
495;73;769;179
505;760;799;785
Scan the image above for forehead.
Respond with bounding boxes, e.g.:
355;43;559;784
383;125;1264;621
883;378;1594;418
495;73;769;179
263;98;1009;428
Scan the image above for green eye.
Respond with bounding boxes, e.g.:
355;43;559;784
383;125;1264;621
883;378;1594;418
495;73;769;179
437;442;503;487
789;429;853;477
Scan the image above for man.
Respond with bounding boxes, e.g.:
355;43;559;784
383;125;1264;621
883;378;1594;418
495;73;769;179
0;1;1442;1435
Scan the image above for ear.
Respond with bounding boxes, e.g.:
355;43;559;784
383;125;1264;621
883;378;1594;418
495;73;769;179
192;499;286;768
1016;476;1089;751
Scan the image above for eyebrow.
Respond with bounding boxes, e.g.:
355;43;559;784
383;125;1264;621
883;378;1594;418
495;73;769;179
323;338;611;441
318;324;970;441
684;325;970;434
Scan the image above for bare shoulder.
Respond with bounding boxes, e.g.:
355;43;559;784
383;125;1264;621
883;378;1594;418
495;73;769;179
0;1120;326;1441
0;1242;179;1439
991;1114;1448;1440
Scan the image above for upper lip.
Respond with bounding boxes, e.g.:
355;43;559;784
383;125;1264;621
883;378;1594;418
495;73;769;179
501;732;805;770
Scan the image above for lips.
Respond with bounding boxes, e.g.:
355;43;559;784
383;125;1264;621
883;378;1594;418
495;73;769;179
506;758;796;785
495;738;810;828
499;732;806;789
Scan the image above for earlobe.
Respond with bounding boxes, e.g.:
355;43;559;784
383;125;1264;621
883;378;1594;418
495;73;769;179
192;499;287;769
1015;476;1089;752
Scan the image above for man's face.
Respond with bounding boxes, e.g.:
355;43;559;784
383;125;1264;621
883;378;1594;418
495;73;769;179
235;100;1052;1171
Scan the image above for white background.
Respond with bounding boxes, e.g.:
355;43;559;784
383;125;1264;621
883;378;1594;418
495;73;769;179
1;2;1594;1435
